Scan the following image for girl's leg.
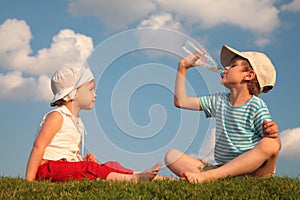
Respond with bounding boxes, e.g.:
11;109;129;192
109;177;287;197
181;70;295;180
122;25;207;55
36;161;162;182
103;161;134;174
184;137;281;183
164;149;207;177
106;162;162;182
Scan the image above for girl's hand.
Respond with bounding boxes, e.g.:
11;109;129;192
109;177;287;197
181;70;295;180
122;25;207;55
262;120;279;138
179;50;207;70
84;152;98;162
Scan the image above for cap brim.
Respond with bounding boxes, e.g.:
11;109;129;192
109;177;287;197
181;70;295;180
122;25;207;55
220;45;247;67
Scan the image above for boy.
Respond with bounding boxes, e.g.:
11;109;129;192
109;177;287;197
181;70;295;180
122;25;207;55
165;45;281;183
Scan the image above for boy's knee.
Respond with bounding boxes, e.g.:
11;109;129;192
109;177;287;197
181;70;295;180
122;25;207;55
257;137;281;156
164;149;182;166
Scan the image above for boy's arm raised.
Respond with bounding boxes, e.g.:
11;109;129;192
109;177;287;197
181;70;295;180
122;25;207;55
174;56;202;111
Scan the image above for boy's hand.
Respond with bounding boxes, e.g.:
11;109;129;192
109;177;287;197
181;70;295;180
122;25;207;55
84;152;98;162
179;50;206;69
262;120;278;138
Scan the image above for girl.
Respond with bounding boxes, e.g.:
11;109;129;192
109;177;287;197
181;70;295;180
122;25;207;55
26;64;161;182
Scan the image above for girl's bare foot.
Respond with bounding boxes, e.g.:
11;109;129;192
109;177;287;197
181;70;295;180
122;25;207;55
153;176;178;181
133;162;162;181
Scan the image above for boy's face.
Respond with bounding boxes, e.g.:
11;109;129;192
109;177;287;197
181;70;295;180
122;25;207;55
221;58;251;89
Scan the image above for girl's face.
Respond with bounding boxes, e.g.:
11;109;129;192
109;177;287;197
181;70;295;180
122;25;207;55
75;80;96;110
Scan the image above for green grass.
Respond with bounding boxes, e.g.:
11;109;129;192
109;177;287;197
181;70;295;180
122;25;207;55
1;176;299;199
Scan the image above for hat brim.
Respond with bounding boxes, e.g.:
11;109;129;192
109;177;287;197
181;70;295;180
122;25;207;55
220;45;248;68
50;87;74;106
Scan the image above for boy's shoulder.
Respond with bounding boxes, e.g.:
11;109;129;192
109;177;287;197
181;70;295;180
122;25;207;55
251;95;265;102
250;95;268;108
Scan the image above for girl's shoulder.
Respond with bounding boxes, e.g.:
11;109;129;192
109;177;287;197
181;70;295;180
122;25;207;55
46;110;63;120
42;108;63;124
37;107;64;133
42;106;69;122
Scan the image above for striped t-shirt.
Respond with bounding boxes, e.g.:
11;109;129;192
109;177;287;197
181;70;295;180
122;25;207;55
199;93;271;164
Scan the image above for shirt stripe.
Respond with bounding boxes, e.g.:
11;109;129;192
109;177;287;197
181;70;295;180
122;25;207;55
200;93;271;164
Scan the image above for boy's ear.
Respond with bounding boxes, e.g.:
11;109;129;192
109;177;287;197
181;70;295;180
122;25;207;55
244;70;256;80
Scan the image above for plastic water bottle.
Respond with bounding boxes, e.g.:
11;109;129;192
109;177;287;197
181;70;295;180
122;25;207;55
182;40;224;74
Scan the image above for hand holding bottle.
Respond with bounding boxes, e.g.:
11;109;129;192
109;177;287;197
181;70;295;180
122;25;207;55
182;40;223;74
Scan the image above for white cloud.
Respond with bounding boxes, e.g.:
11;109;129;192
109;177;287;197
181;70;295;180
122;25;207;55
67;0;281;48
0;18;94;102
0;19;93;76
138;13;182;30
0;19;32;52
279;127;300;160
0;19;33;70
254;37;271;48
0;70;51;102
281;0;300;12
68;0;156;31
0;71;36;100
196;128;216;164
155;0;280;34
34;75;52;102
135;13;186;58
34;29;93;75
68;0;280;35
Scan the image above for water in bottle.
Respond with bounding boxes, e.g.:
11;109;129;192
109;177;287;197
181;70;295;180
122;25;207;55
182;40;224;74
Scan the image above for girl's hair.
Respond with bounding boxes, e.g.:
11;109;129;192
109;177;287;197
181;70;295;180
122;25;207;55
50;99;67;107
233;55;260;96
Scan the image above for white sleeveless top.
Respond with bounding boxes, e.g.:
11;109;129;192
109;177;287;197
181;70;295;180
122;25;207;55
39;105;85;162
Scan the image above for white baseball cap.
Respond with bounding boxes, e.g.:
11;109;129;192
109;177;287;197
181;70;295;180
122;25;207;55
220;45;276;93
50;64;94;106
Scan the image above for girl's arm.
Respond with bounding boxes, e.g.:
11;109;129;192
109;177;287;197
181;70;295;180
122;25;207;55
174;54;202;110
25;111;63;181
84;152;98;162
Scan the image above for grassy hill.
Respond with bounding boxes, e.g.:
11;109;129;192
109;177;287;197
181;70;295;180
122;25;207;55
1;176;299;199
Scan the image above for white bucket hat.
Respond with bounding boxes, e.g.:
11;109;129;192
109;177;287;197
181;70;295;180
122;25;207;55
50;64;94;106
220;45;276;93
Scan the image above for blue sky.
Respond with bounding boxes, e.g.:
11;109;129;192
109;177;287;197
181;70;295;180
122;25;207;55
0;0;299;178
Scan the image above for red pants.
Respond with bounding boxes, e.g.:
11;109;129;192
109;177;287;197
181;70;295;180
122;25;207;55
36;160;134;182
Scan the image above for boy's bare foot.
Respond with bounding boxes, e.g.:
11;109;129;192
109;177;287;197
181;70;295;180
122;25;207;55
183;171;207;184
133;162;162;181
